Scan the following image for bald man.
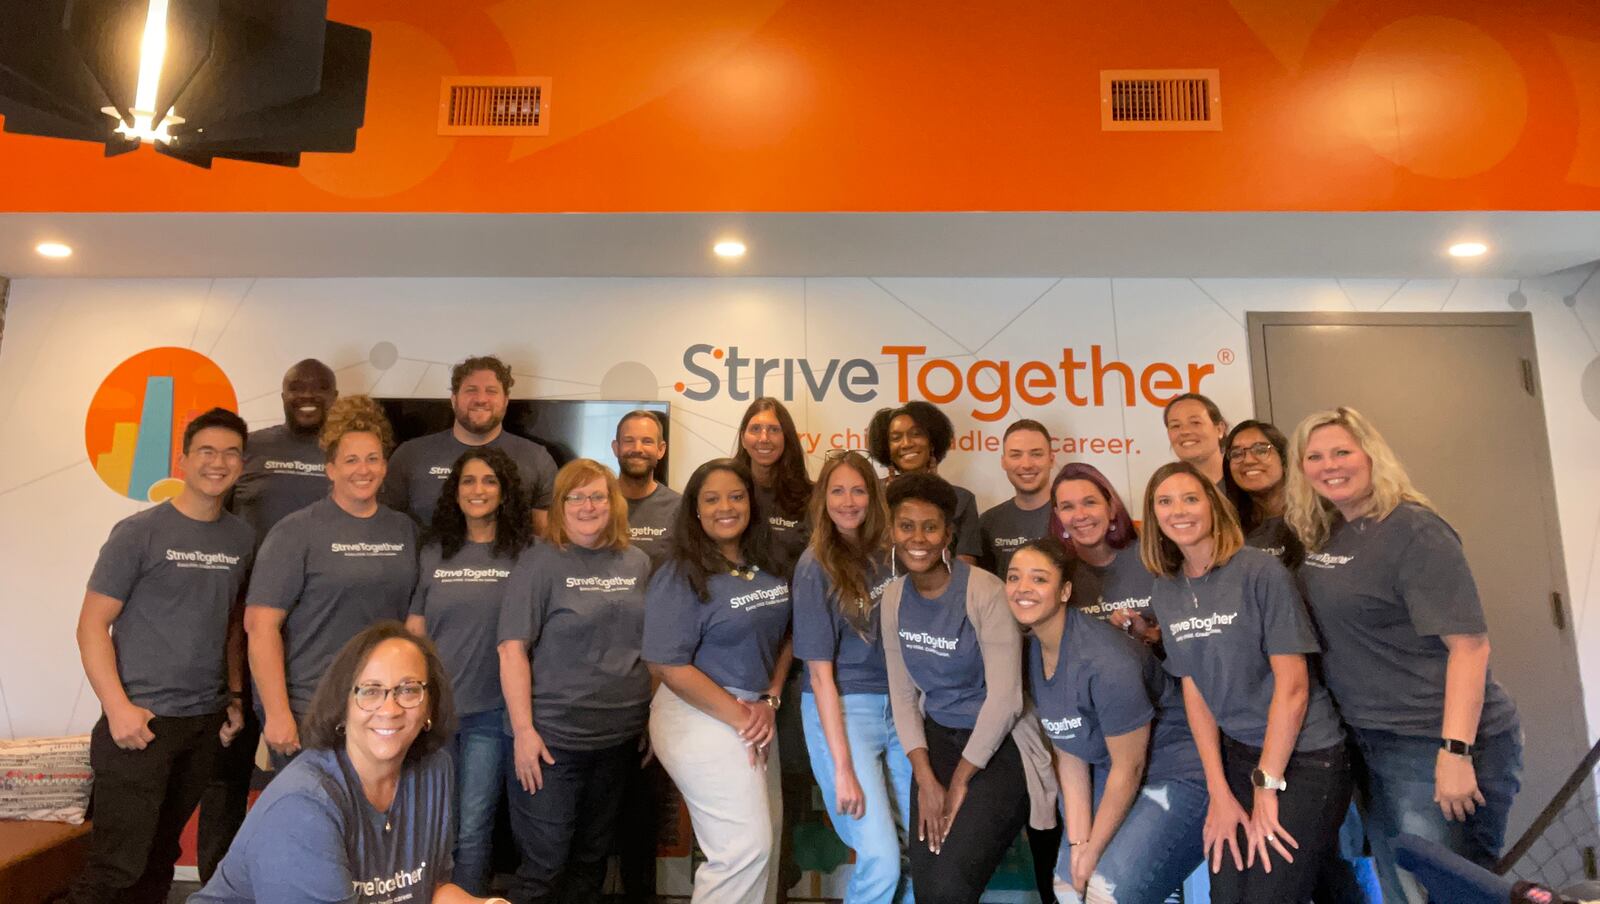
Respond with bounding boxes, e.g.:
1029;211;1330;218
199;358;337;881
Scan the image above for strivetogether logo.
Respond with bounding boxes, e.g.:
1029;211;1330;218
352;863;426;896
675;343;1215;422
630;525;667;538
1168;611;1238;642
1303;552;1355;569
85;348;238;502
428;466;452;478
435;566;511;582
730;585;789;610
899;630;960;655
166;549;242;569
566;575;639;591
263;459;325;476
331;541;405;557
1040;714;1085;736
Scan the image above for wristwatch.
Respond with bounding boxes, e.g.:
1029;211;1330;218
758;693;782;710
1440;738;1473;757
1251;768;1287;792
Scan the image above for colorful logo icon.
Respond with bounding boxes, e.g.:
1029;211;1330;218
85;348;238;501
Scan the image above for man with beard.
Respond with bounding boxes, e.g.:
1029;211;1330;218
979;418;1057;576
197;359;336;882
613;409;679;571
384;354;557;531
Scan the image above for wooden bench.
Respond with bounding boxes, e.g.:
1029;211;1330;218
0;819;91;904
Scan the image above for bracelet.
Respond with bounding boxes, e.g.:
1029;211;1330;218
1067;839;1090;847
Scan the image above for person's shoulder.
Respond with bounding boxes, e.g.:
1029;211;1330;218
794;547;820;574
1383;501;1456;537
965;560;1005;595
979;498;1015;524
375;505;419;533
116;502;170;532
617;543;651;572
497;430;552;459
254;749;349;819
412;745;454;782
247;423;289;444
216;510;256;544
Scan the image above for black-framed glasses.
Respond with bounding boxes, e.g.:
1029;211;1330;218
352;681;428;712
1226;442;1276;462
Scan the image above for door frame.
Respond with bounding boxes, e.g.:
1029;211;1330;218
1245;310;1588;740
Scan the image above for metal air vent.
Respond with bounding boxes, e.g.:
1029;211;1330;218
438;77;551;136
1100;70;1221;131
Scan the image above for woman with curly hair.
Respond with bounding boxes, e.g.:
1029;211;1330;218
733;397;813;577
867;401;983;565
403;446;532;894
246;395;419;771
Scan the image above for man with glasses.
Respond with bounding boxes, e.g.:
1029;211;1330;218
383;354;558;531
70;408;256;904
613;409;679;571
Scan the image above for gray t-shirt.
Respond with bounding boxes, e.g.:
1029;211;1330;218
792;548;895;696
1150;547;1345;751
409;541;522;716
949;483;984;560
754;483;811;577
192;746;454;904
383;429;558;524
248;497;419;713
1297;503;1518;738
1069;544;1155;621
895;562;986;730
642;560;793;693
499;541;653;749
1027;608;1204;785
228;425;328;546
87;502;255;717
624;483;680;571
979;498;1055;576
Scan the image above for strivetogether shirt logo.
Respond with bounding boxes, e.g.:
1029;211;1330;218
1040;714;1085;737
1167;611;1238;642
165;549;242;569
331;541;406;557
434;566;511;583
899;629;960;656
565;575;639;591
729;585;789;610
769;515;801;530
428;466;452;478
991;535;1031;550
1081;594;1152;617
262;459;325;476
352;863;426;897
1303;552;1355;570
629;525;667;538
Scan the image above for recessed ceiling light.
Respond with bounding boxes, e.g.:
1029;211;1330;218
36;242;73;258
713;240;746;259
1448;241;1488;258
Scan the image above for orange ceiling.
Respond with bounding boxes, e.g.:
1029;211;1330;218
4;0;1599;213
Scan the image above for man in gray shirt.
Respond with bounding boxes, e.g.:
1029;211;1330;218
70;408;256;904
382;354;557;530
612;408;679;570
979;419;1057;576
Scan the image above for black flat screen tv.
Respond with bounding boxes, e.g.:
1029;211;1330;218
376;398;670;482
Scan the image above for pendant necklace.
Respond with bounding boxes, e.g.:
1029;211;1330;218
729;562;760;581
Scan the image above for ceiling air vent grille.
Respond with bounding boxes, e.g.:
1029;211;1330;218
438;77;551;136
1100;70;1220;131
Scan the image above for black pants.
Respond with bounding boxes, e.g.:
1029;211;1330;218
1211;734;1354;904
908;718;1031;904
196;703;259;882
68;710;226;904
505;737;636;904
616;756;666;903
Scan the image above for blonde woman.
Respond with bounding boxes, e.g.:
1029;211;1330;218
1287;407;1521;904
1142;461;1349;904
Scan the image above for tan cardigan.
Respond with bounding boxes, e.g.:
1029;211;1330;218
880;565;1058;830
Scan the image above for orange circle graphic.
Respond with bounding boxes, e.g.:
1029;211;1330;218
84;348;238;501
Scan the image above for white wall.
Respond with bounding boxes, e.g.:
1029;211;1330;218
2;274;1597;744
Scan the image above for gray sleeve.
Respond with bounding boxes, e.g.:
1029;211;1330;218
498;549;541;645
86;517;147;602
526;445;556;510
380;442;412;515
962;570;1024;767
953;493;984;559
1395;512;1487;637
1255;556;1320;656
246;519;308;610
880;579;928;754
407;548;434;619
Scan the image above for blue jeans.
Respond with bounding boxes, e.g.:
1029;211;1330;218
800;691;914;904
1351;725;1523;904
451;709;508;896
1054;776;1207;904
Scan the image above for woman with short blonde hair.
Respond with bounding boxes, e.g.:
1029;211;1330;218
1287;407;1521;904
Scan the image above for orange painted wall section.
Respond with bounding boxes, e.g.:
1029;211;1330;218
4;0;1600;212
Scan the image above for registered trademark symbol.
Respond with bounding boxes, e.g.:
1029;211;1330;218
1218;348;1236;365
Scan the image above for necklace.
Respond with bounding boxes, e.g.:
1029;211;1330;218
729;563;760;581
384;816;391;832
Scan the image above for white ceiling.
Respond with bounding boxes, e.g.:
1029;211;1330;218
1;211;1597;279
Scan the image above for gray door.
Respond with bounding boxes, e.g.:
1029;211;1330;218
1248;311;1588;844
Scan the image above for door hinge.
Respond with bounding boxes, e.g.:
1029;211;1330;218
1521;359;1537;397
1552;591;1567;630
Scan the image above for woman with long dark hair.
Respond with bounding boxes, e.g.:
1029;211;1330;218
867;401;983;565
643;458;793;903
734;397;814;576
793;451;910;903
1287;408;1521;904
1006;538;1206;903
404;446;531;894
1142;461;1350;903
498;458;654;902
1221;420;1303;569
880;472;1056;903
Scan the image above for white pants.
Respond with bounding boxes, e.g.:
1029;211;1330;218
650;683;783;904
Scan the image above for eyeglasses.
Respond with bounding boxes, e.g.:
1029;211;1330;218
190;446;243;463
1226;442;1276;462
351;681;428;711
562;492;610;506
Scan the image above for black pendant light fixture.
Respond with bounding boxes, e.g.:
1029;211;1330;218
0;0;371;168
